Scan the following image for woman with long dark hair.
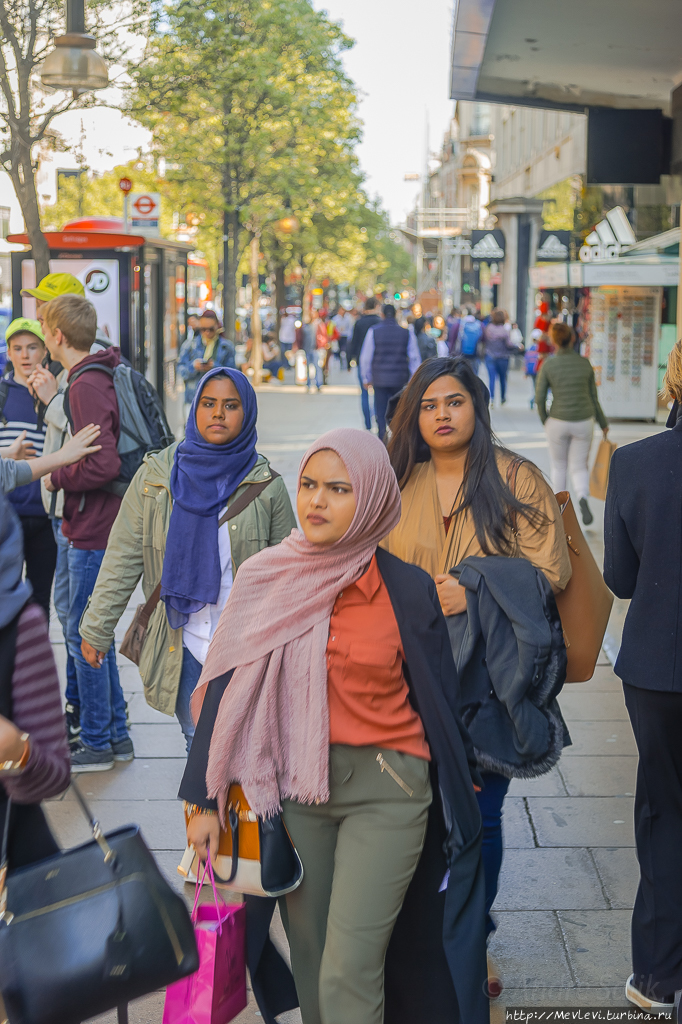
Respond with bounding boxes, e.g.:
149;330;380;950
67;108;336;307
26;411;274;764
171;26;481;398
384;357;571;984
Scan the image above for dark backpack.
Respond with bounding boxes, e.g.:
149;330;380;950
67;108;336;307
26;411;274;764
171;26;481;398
63;363;175;497
460;319;483;357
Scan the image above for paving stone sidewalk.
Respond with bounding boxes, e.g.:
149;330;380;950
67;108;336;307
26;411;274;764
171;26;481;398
42;367;648;1022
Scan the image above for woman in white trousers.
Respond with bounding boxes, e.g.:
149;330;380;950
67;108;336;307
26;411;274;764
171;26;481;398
535;322;609;526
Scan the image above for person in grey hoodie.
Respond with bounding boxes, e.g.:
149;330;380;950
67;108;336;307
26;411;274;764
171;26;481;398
483;308;516;406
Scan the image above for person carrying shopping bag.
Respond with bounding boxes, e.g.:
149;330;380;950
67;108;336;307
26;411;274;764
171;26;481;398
383;357;571;994
79;367;295;754
535;322;609;526
181;428;488;1024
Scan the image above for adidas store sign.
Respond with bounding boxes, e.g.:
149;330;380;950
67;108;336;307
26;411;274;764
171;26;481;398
470;230;505;262
536;230;570;261
578;206;636;263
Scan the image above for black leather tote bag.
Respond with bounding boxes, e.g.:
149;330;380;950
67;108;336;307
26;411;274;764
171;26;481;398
0;782;199;1024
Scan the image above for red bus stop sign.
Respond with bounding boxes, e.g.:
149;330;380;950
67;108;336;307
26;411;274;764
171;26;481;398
119;177;133;193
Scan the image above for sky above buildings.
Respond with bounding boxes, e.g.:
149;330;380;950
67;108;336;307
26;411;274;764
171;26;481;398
33;0;456;227
316;0;456;223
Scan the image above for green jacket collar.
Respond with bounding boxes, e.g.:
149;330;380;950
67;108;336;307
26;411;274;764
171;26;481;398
142;443;272;490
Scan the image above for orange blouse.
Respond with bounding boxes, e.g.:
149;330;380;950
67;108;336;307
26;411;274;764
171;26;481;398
326;554;431;761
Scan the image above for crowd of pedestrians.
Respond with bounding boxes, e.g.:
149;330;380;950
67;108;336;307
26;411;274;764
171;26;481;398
2;280;682;1022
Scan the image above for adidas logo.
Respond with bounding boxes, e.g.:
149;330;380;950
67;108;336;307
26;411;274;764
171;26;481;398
579;206;636;263
471;233;505;259
537;234;569;260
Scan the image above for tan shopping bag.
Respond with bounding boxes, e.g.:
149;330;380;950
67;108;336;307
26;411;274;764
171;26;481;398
554;492;614;683
589;438;618;501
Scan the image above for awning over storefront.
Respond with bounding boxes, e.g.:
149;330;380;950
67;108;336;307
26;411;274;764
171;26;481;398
530;226;680;290
450;0;682;112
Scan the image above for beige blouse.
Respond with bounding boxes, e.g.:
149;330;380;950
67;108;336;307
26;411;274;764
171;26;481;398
383;452;571;593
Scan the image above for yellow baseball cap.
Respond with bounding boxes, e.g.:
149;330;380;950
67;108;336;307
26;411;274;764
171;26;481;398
5;317;45;344
21;272;85;302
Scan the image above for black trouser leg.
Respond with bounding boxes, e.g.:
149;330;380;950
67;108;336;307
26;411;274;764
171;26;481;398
20;515;57;622
623;683;682;998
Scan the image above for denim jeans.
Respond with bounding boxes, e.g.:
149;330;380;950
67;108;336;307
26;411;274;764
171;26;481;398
176;646;202;754
66;545;129;751
305;352;323;389
476;770;512;935
485;356;510;402
373;386;400;441
358;364;372;430
51;519;78;708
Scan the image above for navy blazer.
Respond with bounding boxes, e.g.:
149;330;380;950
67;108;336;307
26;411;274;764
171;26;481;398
180;547;488;1024
604;421;682;692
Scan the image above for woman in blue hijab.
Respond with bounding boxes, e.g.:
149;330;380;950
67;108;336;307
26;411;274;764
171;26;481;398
79;368;296;752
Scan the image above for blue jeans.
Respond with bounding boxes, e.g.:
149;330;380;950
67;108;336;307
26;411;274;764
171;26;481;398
306;352;323;389
66;546;129;751
485;356;510;402
373;386;400;441
358;364;372;430
176;647;202;754
476;771;511;935
52;519;78;708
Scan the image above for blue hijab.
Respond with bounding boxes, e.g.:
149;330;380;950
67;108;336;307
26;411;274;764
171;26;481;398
0;493;32;629
161;367;258;628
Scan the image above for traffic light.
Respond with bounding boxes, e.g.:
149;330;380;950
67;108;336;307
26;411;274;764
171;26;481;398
462;283;471;292
393;292;401;301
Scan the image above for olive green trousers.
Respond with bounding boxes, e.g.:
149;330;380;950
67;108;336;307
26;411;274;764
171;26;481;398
281;744;432;1024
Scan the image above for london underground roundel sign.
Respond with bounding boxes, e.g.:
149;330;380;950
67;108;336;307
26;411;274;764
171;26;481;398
133;194;156;215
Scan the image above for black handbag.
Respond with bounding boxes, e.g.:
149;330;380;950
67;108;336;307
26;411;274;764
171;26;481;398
0;782;199;1024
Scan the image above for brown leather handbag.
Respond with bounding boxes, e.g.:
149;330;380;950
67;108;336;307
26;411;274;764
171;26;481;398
507;460;613;684
120;472;280;665
553;491;613;682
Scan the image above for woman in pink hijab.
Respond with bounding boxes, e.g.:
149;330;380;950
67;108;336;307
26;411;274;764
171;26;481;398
180;428;487;1024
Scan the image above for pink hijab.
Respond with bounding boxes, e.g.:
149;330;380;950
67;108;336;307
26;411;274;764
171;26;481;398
192;428;402;820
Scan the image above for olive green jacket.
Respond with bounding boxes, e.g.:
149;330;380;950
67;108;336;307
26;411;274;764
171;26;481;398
79;444;295;716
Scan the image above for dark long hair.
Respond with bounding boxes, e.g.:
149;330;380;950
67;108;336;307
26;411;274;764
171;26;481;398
387;357;547;556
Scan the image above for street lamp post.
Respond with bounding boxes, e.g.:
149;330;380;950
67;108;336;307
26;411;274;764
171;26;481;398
41;0;108;95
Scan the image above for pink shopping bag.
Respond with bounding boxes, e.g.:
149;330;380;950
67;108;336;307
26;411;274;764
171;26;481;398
163;856;247;1024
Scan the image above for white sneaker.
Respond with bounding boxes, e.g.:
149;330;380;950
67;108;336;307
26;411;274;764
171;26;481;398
625;975;675;1015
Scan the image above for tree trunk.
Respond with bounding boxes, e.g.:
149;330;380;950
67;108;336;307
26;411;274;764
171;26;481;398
274;263;286;335
249;232;263;384
11;141;50;283
221;97;238;344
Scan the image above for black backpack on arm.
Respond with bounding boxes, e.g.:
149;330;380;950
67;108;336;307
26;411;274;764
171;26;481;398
63;363;175;497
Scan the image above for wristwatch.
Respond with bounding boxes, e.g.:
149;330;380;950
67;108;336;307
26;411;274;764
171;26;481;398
0;733;30;773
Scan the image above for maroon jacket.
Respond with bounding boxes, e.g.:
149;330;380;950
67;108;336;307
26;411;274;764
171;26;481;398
51;348;122;550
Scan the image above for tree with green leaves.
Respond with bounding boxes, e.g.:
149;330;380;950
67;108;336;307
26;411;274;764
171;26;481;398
0;0;148;279
125;0;365;340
